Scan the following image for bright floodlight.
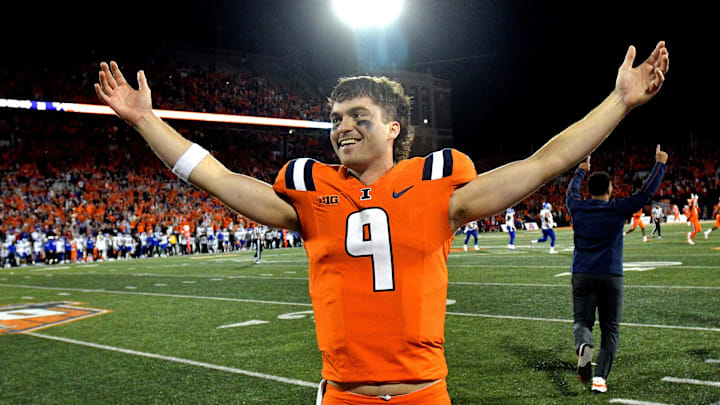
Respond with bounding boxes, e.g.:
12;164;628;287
332;0;403;29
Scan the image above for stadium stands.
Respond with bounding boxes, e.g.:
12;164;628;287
1;59;718;266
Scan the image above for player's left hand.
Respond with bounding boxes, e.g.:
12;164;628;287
615;41;669;110
578;156;591;171
655;144;668;163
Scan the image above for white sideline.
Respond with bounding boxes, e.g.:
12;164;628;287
27;332;316;388
445;312;720;332
706;359;720;364
3;284;719;332
13;273;720;290
609;399;672;405
0;284;312;307
29;266;71;272
662;377;720;387
450;281;720;290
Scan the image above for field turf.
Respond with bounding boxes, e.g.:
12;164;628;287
1;222;718;404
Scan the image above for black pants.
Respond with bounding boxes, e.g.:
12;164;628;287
253;239;263;262
652;218;662;236
572;272;623;380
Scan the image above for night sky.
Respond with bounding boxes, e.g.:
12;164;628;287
3;1;712;156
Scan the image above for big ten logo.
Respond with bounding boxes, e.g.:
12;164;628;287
318;195;339;206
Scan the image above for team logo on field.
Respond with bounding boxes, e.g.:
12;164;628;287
317;195;340;206
0;302;110;335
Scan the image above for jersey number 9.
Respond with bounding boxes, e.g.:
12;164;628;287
345;208;395;292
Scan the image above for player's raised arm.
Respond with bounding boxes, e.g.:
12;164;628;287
449;42;669;229
94;61;300;231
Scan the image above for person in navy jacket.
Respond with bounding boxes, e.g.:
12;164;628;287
566;145;668;393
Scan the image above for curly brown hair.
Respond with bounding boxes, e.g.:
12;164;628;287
329;76;415;162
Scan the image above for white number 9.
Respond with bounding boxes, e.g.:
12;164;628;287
345;208;395;291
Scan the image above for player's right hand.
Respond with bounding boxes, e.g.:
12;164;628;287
655;144;668;163
94;61;153;127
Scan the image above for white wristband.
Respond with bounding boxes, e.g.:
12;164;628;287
172;143;209;181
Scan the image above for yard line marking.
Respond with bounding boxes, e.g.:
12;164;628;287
228;275;307;281
182;281;195;284
2;284;718;332
27;332;316;388
446;312;720;332
620;322;720;332
2;279;718;290
450;281;720;290
211;259;309;265
217;320;269;329
661;377;720;387
448;254;720;259
30;266;71;272
706;359;720;364
609;399;673;405
80;273;310;281
0;284;312;307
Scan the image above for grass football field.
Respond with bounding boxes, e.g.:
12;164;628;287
1;222;719;404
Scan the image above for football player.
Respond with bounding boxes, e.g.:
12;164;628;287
96;41;668;403
531;202;558;254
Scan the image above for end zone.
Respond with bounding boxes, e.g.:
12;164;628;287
0;302;110;335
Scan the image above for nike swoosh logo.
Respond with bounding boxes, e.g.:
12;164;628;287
392;185;414;198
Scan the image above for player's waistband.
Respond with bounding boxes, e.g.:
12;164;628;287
327;379;442;397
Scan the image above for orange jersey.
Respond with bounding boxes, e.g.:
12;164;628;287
688;205;699;222
632;209;643;219
273;149;476;383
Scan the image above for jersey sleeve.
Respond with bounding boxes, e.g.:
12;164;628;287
273;158;321;239
451;149;478;186
421;148;477;188
273;158;318;198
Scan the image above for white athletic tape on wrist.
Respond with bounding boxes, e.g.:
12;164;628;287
172;143;209;181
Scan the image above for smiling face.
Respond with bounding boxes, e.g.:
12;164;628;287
330;96;399;178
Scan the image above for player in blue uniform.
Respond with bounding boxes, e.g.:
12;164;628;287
463;221;479;251
85;234;95;261
505;208;517;250
531;202;558;254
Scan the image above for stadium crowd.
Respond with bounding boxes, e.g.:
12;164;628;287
466;140;720;232
0;111;320;268
1;59;718;267
1;56;331;122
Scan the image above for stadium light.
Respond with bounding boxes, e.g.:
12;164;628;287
332;0;403;29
